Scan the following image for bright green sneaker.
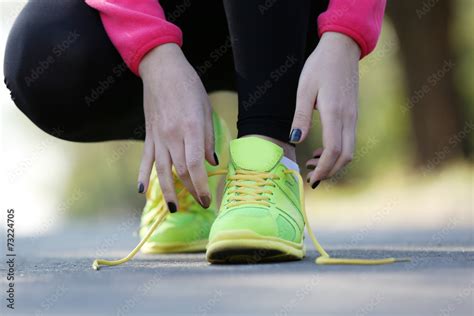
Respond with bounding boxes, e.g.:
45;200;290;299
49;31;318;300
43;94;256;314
206;136;306;263
139;112;231;254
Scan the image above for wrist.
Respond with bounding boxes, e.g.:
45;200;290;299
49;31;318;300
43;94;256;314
320;32;361;60
139;43;183;78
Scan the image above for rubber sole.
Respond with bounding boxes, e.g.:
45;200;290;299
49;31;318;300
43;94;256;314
141;239;208;254
206;230;305;264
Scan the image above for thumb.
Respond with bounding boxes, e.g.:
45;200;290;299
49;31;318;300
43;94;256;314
289;83;317;144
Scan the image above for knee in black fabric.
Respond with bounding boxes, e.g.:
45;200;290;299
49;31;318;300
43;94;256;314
4;3;83;140
3;0;123;141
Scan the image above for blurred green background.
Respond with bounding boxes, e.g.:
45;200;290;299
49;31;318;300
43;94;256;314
33;1;474;225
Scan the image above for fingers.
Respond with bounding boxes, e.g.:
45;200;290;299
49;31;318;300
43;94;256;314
147;131;211;211
312;147;324;158
307;103;357;187
137;136;154;194
305;157;320;170
327;115;356;177
306;148;324;170
154;141;178;213
185;130;211;208
308;109;343;186
167;141;200;204
289;75;317;144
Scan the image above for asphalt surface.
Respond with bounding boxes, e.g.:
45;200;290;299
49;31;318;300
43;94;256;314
1;222;473;316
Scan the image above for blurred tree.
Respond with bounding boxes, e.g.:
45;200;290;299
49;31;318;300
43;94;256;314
387;0;469;167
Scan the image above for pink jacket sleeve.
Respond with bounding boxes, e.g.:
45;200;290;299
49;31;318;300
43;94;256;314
86;0;385;76
85;0;182;76
318;0;386;58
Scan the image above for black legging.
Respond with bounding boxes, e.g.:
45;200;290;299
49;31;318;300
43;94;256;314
4;0;328;143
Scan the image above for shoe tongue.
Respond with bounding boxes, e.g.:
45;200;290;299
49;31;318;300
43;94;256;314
230;137;284;172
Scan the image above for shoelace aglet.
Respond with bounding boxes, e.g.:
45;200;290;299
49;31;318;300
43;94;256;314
92;257;128;270
92;260;100;270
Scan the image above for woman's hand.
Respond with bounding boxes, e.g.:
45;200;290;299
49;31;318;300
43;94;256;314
289;32;361;188
137;43;217;210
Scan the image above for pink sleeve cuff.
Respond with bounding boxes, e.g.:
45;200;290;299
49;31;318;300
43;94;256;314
86;0;183;76
318;0;386;58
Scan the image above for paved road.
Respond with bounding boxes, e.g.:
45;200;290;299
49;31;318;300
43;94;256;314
1;222;473;315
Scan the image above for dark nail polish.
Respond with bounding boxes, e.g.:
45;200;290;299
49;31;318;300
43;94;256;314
200;195;211;208
138;182;145;194
313;155;321;159
213;152;219;166
306;165;316;170
311;181;321;189
167;202;177;213
307;178;310;183
289;128;302;143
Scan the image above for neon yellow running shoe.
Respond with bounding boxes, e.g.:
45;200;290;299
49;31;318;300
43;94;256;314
206;136;306;263
139;112;230;254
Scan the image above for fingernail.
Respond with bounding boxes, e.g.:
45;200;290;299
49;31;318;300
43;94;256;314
307;178;310;183
138;182;145;194
311;181;321;189
213;152;219;165
306;165;316;170
313;155;321;159
200;195;211;208
289;128;302;143
167;202;177;213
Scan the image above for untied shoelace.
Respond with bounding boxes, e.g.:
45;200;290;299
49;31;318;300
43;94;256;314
92;169;409;270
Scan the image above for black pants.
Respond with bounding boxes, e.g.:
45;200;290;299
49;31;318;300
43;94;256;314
4;0;328;143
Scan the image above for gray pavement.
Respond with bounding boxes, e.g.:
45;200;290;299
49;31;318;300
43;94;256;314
1;221;473;315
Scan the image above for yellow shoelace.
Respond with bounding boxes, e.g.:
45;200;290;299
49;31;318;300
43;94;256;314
93;178;193;270
225;170;280;208
288;169;409;265
92;169;409;270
